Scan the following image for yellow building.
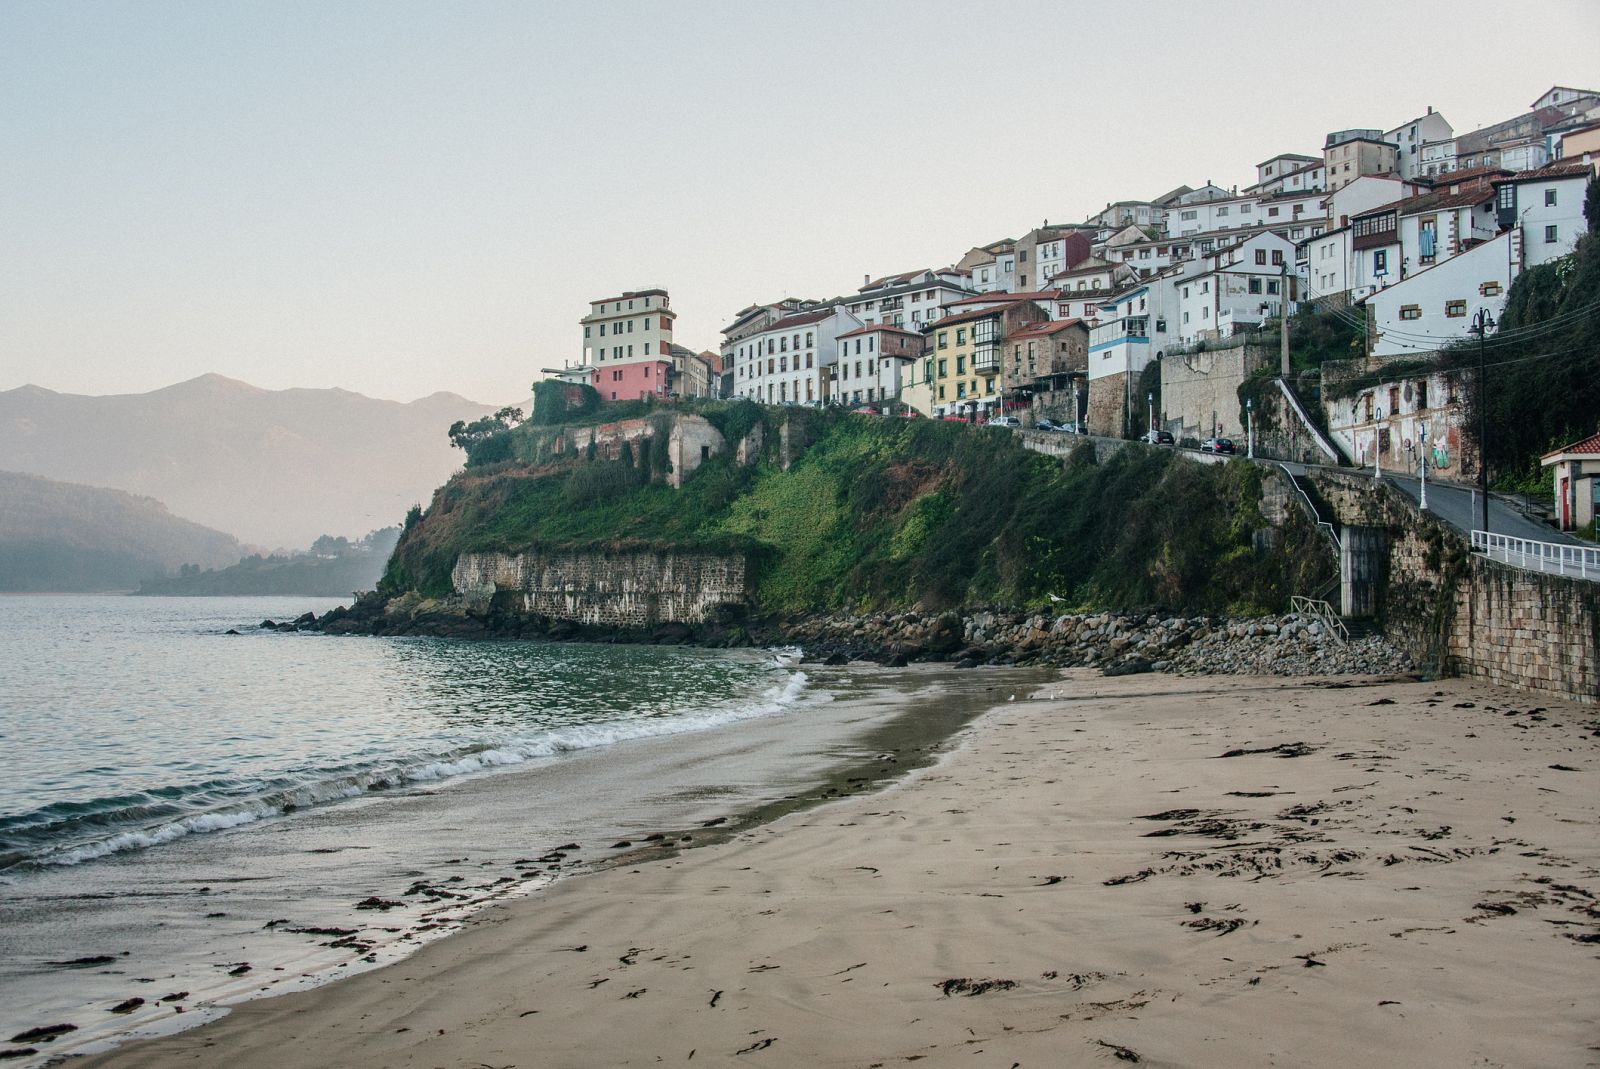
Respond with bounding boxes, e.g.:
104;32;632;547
926;302;1047;417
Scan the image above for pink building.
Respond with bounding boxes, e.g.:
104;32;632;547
591;359;672;402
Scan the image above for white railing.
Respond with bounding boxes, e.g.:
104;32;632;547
1471;530;1600;580
1289;595;1349;644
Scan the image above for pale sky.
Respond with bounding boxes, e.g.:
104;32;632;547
2;0;1596;404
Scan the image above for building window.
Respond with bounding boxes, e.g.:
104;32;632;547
1271;250;1284;266
1399;305;1422;320
1249;278;1262;294
1374;250;1388;273
1255;250;1267;265
1545;225;1559;244
1445;300;1467;318
1480;281;1502;297
937;332;948;349
1545;188;1557;206
956;328;966;345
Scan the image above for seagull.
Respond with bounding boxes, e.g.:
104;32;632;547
1008;694;1016;702
1047;593;1065;603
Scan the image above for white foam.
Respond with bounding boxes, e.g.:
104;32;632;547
36;668;821;869
47;807;270;865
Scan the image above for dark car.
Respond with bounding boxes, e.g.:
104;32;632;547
1201;437;1237;455
1142;429;1175;445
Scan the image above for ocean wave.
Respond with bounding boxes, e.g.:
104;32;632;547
12;668;817;871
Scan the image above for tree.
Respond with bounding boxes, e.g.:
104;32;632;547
1585;174;1600;237
447;407;523;467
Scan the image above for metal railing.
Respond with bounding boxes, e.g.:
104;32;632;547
1289;595;1349;644
1277;463;1341;550
1471;530;1600;580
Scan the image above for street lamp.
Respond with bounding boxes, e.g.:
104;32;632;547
1246;397;1254;459
1419;424;1429;511
1147;392;1154;439
1373;406;1383;480
1471;307;1496;535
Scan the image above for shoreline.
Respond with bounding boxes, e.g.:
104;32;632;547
64;669;1600;1067
3;662;1048;1066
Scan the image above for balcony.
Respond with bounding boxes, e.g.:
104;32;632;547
973;345;1000;374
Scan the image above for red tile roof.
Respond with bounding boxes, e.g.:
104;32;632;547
1005;318;1085;340
945;291;1062;307
766;307;838;331
836;323;924;340
1494;161;1597;185
1542;431;1600;459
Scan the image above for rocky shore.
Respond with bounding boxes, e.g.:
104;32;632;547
273;592;1414;679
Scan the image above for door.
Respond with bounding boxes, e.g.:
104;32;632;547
1560;475;1570;529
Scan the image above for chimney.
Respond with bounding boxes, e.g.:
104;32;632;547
864;274;870;286
1426;105;1433;115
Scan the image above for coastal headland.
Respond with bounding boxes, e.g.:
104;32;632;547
73;669;1600;1068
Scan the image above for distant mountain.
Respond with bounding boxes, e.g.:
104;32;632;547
133;528;401;597
0;375;520;548
0;471;244;592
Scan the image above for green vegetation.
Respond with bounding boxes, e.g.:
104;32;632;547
1445;180;1600;486
383;404;1331;616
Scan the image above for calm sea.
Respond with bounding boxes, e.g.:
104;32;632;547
0;594;962;1063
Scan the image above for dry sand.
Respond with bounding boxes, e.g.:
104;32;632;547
75;671;1600;1068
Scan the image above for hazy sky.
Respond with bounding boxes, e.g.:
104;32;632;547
3;1;1596;404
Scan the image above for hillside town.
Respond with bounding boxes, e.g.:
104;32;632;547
557;84;1600;523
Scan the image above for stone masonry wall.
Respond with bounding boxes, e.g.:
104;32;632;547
1086;371;1128;438
1449;558;1599;702
1308;469;1598;704
453;549;751;627
1159;343;1270;444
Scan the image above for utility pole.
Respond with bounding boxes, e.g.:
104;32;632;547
1419;424;1429;511
1374;406;1383;481
1280;261;1290;377
1247;397;1254;459
1147;391;1154;439
1471;308;1496;535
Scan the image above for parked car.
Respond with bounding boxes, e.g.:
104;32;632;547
986;415;1022;429
1037;418;1063;432
851;405;879;415
1142;429;1175;445
1201;437;1237;454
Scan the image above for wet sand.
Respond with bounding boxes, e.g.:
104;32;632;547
67;671;1600;1067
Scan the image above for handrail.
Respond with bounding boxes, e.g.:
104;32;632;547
1278;463;1341;550
1289;595;1349;644
1274;378;1343;465
1471;530;1599;581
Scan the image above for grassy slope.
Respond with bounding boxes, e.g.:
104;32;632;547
383;405;1332;616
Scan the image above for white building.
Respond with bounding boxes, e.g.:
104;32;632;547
831;324;923;407
580;288;675;369
1171;232;1297;344
731;305;864;406
1325;175;1419;229
1301;226;1352;302
1384;108;1454;180
1360;231;1516;358
1086;280;1177;436
1255;153;1322;189
841;270;974;331
1493;161;1596;267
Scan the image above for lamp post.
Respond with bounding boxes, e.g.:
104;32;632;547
1246;397;1254;459
1147;392;1154;440
1419;424;1429;511
1471;307;1496;535
1373;406;1383;481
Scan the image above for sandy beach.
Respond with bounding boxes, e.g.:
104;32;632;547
70;670;1600;1068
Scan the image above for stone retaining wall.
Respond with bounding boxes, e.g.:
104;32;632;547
1307;469;1598;703
453;549;751;627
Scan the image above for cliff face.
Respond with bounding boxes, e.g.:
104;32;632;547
453;549;750;626
380;402;1335;624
